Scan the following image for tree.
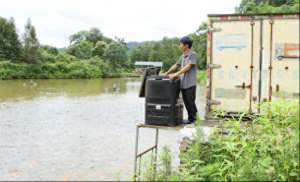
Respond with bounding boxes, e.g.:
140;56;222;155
149;42;162;62
69;28;103;45
41;45;59;55
92;41;107;57
159;37;181;70
68;28;106;59
129;38;182;71
236;0;300;13
69;30;89;45
114;37;128;48
129;42;153;63
22;18;40;64
86;28;103;44
67;40;94;59
190;23;207;70
0;17;22;61
103;42;128;68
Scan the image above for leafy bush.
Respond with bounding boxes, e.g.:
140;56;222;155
197;70;206;84
142;101;299;181
0;57;130;79
40;49;57;63
0;61;26;79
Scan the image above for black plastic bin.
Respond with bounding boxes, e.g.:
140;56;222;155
145;75;183;126
139;67;161;98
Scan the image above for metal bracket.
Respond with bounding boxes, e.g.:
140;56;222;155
207;64;222;69
208;27;222;32
208;99;221;105
235;82;252;89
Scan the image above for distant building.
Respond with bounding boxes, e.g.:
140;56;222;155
134;61;163;69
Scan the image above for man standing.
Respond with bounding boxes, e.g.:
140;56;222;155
165;36;198;124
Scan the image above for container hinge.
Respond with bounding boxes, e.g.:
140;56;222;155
207;64;222;69
208;27;222;32
208;99;221;105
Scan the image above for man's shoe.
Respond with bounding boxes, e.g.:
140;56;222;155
182;119;195;125
182;119;189;124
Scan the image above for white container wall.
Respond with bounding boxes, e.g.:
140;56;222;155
205;13;299;116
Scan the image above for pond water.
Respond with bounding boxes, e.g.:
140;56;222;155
0;78;206;180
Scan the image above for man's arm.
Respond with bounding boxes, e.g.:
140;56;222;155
168;64;194;80
168;53;197;80
166;56;182;75
165;64;179;75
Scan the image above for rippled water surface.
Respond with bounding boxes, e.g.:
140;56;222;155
0;78;206;180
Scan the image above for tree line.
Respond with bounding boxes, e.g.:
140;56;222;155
129;23;207;71
0;0;299;79
236;0;299;13
0;18;131;79
129;0;299;71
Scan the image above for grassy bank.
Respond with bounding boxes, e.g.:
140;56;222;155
0;59;133;80
0;60;206;80
140;101;299;181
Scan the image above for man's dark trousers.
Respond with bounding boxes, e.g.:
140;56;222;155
181;86;197;122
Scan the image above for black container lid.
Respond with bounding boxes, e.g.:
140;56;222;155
147;75;169;80
139;67;161;98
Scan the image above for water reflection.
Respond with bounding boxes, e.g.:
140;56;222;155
0;78;140;102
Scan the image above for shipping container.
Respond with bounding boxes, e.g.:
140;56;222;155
205;13;299;118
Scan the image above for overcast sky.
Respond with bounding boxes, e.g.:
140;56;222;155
1;0;240;47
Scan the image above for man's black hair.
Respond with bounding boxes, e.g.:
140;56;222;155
180;36;193;48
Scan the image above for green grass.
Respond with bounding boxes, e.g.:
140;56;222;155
197;70;206;84
141;100;300;181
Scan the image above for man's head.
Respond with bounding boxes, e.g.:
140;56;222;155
179;36;193;51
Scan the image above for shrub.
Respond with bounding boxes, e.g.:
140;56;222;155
142;101;300;181
197;70;206;84
0;57;130;79
40;50;57;63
